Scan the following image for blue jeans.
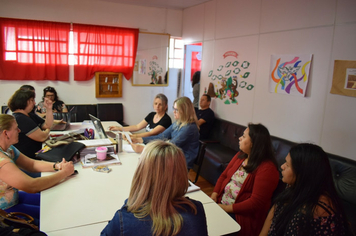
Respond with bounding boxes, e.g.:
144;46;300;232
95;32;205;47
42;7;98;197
5;191;40;226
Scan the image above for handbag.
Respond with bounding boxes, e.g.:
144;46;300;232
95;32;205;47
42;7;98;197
0;209;38;231
36;142;86;163
45;132;88;148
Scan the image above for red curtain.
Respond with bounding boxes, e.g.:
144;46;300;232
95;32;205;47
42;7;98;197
72;23;138;81
0;18;70;81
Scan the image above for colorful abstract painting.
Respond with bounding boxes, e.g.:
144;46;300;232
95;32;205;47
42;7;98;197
269;54;312;97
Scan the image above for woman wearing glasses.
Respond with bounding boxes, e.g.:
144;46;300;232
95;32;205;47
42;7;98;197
36;86;68;117
130;97;199;170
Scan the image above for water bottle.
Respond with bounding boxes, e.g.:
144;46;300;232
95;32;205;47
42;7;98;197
117;133;123;153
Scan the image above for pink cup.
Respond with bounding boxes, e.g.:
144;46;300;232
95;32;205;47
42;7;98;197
95;146;108;161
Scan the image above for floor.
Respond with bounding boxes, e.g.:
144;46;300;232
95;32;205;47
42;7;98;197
188;169;215;197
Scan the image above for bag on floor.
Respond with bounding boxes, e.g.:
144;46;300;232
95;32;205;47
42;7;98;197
0;209;38;231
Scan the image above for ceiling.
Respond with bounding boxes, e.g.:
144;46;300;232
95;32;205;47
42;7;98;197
96;0;211;10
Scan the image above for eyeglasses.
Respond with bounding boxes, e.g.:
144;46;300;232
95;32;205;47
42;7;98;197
44;86;54;92
172;107;179;113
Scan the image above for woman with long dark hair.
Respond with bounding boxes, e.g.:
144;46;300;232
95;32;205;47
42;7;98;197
210;123;279;236
260;143;350;235
36;86;68;116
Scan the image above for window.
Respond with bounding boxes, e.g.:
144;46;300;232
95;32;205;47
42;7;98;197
72;24;138;81
0;18;70;81
169;37;183;69
0;18;138;81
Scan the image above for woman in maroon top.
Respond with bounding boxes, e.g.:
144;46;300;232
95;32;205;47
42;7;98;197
211;123;279;236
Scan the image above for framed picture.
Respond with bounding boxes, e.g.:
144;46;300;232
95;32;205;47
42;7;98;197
95;72;123;98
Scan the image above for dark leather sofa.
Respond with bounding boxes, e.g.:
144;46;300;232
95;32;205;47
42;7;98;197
197;118;356;233
2;103;125;125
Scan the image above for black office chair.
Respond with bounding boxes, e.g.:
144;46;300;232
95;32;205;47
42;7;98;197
191;140;207;184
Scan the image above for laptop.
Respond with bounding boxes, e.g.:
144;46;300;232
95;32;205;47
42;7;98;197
89;114;120;139
51;111;72;131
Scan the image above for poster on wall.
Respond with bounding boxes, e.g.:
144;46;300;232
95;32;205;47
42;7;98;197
330;60;356;98
269;54;312;97
206;51;254;105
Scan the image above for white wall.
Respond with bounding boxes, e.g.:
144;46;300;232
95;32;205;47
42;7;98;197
182;0;356;160
0;0;182;125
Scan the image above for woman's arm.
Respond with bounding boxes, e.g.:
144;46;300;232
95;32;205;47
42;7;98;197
42;98;54;129
16;152;64;173
61;103;68;113
109;119;148;132
27;127;50;142
259;205;275;236
132;125;166;138
0;158;74;193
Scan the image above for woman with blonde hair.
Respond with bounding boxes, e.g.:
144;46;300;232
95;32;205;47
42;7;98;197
101;140;208;236
130;97;199;169
109;93;171;138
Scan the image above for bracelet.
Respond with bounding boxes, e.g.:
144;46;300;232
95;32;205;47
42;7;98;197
53;162;59;171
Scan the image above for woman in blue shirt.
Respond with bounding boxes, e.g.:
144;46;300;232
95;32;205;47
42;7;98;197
130;96;199;169
101;140;208;236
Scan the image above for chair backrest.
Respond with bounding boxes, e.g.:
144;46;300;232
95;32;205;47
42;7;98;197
97;103;124;125
192;140;207;183
195;140;207;166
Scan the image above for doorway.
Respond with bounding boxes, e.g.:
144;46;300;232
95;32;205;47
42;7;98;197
183;44;202;101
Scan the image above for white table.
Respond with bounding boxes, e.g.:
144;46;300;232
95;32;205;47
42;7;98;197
41;122;240;235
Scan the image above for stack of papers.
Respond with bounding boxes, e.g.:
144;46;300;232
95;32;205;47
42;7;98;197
80;145;121;168
77;138;114;147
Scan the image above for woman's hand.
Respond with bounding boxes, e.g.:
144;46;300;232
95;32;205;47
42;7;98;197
109;126;121;131
43;97;53;111
130;143;144;153
218;203;233;213
131;137;143;144
211;192;218;202
58;158;74;176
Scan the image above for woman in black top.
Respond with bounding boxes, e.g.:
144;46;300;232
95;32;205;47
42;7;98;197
260;143;350;236
109;93;172;138
36;86;68;117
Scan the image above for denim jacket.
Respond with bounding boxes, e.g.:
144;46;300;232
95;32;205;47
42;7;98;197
142;122;199;169
101;198;208;236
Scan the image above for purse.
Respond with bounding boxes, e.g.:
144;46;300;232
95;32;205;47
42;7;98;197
36;142;86;163
45;132;88;148
0;209;38;230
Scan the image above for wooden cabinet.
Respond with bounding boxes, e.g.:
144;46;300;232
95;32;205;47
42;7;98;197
95;72;123;98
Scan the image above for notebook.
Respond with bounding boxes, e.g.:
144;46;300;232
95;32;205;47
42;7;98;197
89;114;120;139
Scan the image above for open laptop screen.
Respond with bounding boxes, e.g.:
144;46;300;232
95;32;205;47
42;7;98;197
89;114;108;139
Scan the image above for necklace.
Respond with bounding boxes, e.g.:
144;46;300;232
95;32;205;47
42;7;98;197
0;146;11;158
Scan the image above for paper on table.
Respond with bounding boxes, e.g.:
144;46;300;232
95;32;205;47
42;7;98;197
121;132;132;143
123;144;135;153
77;139;113;147
187;180;201;193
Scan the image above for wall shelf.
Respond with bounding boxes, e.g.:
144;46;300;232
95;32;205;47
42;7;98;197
95;72;123;98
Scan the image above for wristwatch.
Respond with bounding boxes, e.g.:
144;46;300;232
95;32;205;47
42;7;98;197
53;162;59;171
